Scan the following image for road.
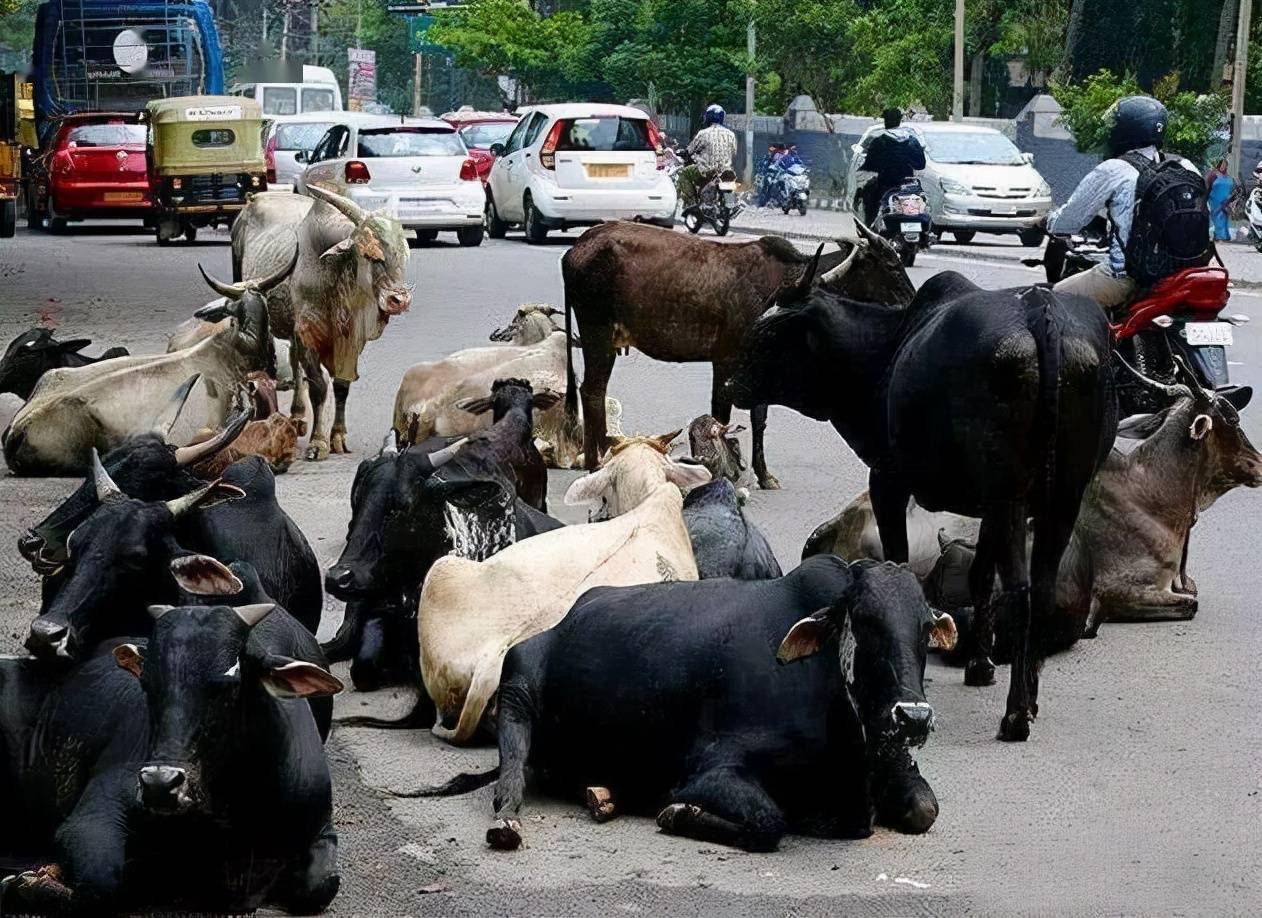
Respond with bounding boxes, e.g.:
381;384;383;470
1;221;1260;917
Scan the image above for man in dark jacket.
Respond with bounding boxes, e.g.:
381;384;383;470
860;108;926;225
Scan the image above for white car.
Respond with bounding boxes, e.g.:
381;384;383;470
846;122;1053;246
295;116;486;247
484;103;676;244
264;111;382;188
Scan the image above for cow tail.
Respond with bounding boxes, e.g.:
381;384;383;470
1031;288;1062;515
561;252;579;422
386;766;501;798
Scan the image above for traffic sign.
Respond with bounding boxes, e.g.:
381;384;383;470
387;1;463;11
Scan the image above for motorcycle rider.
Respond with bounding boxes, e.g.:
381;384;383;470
678;103;738;210
1048;95;1206;310
859;107;926;225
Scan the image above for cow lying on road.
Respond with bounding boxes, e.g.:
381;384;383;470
476;557;956;852
0;328;128;400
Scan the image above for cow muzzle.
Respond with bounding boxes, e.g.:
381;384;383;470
18;530;44;564
380;288;413;316
137;765;192;813
488;323;517;342
892;701;936;746
325;565;369;599
25;618;75;661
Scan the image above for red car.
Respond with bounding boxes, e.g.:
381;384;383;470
441;109;519;184
29;114;152;232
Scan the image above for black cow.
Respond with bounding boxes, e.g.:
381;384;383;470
0;328;128;401
727;261;1117;741
683;479;782;580
472;557;956;852
453;376;559;513
24;451;323;661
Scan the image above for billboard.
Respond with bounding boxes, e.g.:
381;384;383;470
347;47;377;106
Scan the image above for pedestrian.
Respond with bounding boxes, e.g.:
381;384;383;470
1206;157;1235;243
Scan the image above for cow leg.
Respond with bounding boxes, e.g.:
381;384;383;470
329;378;351;454
487;679;534;851
303;352;331;461
995;504;1034;742
288;341;310;438
963;515;1001;687
579;344;616;470
51;772;130;910
274;820;340;915
869;469;910;563
658;766;786;852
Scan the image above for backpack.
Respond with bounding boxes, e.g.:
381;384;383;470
1120;151;1212;288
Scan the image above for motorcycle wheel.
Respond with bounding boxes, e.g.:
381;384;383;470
1113;332;1178;417
715;215;731;236
797;201;807;216
899;244;916;267
684;210;702;234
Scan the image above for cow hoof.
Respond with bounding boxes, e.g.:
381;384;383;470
306;441;330;461
656;802;702;835
997;711;1031;742
585;786;617;823
291;417;309;437
759;474;781;491
963;657;995;687
330;431;350;454
486;818;522;850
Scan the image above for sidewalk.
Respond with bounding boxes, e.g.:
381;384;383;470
730;206;1262;290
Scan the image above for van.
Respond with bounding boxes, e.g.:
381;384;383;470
231;65;343;116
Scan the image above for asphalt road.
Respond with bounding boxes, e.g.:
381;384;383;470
1;221;1260;917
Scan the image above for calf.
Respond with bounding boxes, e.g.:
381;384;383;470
0;328;128;400
417;432;710;745
191;413;301;478
483;557;957;852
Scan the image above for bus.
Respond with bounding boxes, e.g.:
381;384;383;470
31;0;225;143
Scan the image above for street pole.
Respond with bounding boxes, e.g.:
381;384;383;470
281;7;290;61
745;18;755;185
1230;0;1254;181
311;1;319;64
414;53;423;116
952;0;964;121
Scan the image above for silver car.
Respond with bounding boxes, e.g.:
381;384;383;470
264;112;382;188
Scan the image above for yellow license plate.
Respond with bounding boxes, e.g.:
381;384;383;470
104;192;143;203
586;163;630;179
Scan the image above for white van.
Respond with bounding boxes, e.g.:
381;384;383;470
231;65;344;116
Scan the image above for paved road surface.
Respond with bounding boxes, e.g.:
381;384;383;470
1;222;1259;916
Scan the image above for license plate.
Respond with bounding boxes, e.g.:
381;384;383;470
1184;322;1233;346
993;207;1017;216
586;163;630;179
901;222;922;232
104;192;143;203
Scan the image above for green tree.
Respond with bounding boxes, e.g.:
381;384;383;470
752;0;857;114
842;0;955;118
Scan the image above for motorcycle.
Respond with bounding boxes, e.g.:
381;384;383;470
1246;185;1262;254
675;149;743;236
757;162;810;215
875;179;932;267
1034;215;1109;284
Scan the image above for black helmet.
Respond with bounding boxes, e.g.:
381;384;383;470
1107;95;1168;157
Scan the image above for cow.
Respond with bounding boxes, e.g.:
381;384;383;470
0;329;128;400
683;479;782;580
2;256;292;476
232;186;412;460
393;304;621;469
414;432;710;745
561;221;914;487
23;449;324;659
464;557;957;852
687;413;748;489
726;255;1117;741
189;413;302;477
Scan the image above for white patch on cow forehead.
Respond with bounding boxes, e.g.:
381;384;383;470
838;615;856;684
444;501;514;562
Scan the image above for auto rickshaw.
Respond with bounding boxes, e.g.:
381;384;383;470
144;95;267;244
0;72;24;239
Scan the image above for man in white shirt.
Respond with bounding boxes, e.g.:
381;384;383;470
678;104;738;210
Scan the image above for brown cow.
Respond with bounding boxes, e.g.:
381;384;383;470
561;221;912;487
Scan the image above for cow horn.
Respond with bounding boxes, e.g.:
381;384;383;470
198;264;247;300
1113;352;1193;400
851;219;882;246
164;479;228;519
173;401;254;466
820;242;862;285
1171;355;1214;402
305;183;368;225
249;239;299;293
380;430;398;456
91;448;126;504
233;603;275;628
429;437;468;469
153;374;201;439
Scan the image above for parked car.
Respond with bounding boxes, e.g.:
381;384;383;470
484;102;676;244
263;111;379;188
295;115;485;247
442;109;520;184
27;113;152;232
846;121;1052;246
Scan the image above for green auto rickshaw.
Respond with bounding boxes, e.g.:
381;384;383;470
144;95;268;245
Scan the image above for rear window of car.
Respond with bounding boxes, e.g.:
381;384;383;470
275;122;336;151
459;121;515;148
553;116;652;152
357;128;464;157
262;86;298;116
65;123;145;147
302;87;336;112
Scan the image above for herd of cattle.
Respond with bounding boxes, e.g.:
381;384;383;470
0;183;1257;913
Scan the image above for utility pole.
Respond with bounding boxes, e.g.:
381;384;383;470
414;53;423;116
311;1;319;64
745;17;755;185
1230;0;1254;181
952;0;964;121
281;7;291;60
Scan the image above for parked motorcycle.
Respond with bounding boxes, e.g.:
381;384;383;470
875;180;932;266
675;149;743;236
1246;185;1262;254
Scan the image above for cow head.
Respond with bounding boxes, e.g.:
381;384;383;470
0;329;94;400
564;430;712;517
826;224;916;305
195;251;294;377
457;377;561;426
306;184;412;318
687;414;746;485
25;452;244;662
118;602;341;816
489;304;567;345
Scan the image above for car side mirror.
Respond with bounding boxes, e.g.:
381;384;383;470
1021;152;1034;165
295;150;309;163
489;143;506;157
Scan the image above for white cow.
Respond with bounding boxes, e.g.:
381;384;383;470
419;431;711;745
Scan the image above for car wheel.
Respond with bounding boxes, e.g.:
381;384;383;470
951;230;976;244
0;198;15;238
1018;228;1046;247
457;226;484;247
26;188;42;229
45;197;67;234
485;197;508;239
413;229;439;246
184;224;198;243
523;194;548;244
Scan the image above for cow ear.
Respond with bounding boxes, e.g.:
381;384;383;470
457;396;494;416
356;232;386;263
260;658;344;699
532;389;562;411
928;610;958;651
665;457;711;490
114;642;144;677
1221;385;1253;412
1189;414;1213;440
777;610;833;664
564;466;612;506
320;237;356;261
170;554;244;596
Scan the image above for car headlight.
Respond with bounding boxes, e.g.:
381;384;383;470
1034;180;1051;198
940;178;972;196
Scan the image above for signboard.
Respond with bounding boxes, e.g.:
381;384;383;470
185;104;242;121
348;47;377;104
388;2;461;11
408;15;445;53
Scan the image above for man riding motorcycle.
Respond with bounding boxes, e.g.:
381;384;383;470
1048;95;1208;310
859;107;926;225
678;104;738;210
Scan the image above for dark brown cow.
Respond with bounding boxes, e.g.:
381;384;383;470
561;221;913;487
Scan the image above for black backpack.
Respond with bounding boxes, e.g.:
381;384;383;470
1120;151;1212;287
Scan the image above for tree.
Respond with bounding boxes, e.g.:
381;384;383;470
752;0;858;114
842;0;955;118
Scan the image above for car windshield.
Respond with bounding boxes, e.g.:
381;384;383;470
262;86;298;116
65;123;145;147
921;130;1024;165
554;116;652;152
275;122;336;151
460;122;515;148
358;128;465;157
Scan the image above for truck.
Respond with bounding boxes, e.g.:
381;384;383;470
0;72;24;237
